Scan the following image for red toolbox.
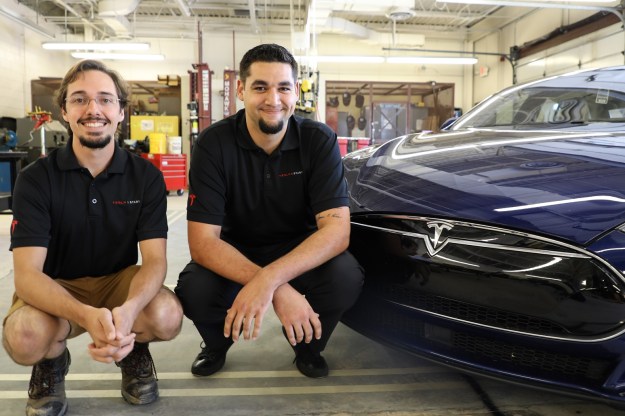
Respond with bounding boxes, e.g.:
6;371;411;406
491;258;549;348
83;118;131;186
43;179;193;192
142;153;187;196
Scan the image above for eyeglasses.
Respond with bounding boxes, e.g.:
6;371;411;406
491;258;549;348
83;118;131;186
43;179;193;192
65;95;121;108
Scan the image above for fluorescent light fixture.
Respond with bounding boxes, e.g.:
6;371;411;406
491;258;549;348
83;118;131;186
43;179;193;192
71;52;165;61
43;42;150;51
296;55;385;64
387;56;477;64
296;55;476;65
0;6;55;38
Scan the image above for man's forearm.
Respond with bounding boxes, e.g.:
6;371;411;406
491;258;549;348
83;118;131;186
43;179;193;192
123;262;166;317
262;221;349;289
191;237;261;285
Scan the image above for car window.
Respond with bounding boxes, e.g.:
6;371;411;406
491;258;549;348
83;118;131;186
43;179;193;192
453;86;625;129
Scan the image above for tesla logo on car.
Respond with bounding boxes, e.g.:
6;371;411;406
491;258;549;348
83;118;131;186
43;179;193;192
424;221;454;257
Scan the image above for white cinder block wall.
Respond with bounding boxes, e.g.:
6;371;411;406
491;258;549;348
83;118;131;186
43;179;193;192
0;19;29;120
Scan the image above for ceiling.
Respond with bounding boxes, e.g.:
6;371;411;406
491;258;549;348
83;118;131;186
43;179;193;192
8;1;623;98
7;0;528;42
5;1;623;44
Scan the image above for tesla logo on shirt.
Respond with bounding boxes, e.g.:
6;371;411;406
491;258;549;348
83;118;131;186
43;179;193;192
10;220;18;235
278;170;303;177
189;193;197;206
112;200;141;205
424;221;454;257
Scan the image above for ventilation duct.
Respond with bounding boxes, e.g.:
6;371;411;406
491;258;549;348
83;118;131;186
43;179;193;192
98;0;141;37
318;17;425;47
98;0;141;17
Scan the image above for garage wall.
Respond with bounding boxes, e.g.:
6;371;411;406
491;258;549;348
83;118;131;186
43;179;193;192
471;7;625;106
514;26;625;80
0;19;29;120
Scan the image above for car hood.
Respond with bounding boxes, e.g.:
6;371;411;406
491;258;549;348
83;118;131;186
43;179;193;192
346;128;625;245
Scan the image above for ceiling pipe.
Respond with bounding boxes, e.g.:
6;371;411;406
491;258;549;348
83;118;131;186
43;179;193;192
248;0;259;33
97;0;142;37
98;0;141;17
437;0;624;25
173;0;191;17
51;0;108;37
0;5;56;38
439;0;625;66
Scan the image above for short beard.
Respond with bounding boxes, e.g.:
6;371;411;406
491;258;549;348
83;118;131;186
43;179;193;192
259;119;284;135
78;134;112;149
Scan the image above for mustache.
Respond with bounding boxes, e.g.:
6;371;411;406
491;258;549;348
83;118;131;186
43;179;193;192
78;117;110;123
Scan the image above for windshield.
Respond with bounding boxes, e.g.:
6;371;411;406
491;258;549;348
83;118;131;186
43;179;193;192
453;86;625;129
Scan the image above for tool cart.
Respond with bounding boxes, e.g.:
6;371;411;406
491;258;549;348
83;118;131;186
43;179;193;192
141;153;187;196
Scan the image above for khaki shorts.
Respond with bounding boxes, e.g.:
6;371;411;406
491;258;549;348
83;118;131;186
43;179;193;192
4;265;141;326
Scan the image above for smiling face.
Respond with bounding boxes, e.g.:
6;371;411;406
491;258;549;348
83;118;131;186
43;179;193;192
237;61;299;142
61;70;125;150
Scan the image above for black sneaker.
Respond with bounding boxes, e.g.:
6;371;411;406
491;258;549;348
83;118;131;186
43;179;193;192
116;342;158;405
26;348;71;416
293;345;329;378
191;342;232;377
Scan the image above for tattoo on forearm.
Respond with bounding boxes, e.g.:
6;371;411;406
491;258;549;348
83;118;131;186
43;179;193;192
316;213;342;220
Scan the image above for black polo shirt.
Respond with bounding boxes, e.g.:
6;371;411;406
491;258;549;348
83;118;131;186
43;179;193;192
187;109;348;264
10;139;168;280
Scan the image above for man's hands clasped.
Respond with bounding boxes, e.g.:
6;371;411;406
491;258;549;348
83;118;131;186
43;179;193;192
223;269;322;346
84;305;138;363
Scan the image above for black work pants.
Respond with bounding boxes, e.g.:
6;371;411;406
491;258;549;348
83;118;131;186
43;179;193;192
175;251;364;354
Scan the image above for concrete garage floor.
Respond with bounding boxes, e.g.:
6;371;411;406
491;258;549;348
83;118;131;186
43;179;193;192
0;195;623;416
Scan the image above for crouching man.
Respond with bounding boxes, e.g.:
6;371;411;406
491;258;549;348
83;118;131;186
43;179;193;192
3;59;183;416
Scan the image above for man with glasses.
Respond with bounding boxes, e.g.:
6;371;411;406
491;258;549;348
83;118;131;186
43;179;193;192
3;60;183;416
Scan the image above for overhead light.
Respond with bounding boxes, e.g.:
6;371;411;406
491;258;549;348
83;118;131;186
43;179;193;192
43;42;150;51
387;56;478;65
386;9;416;21
295;55;386;64
0;6;55;39
295;55;477;65
71;52;165;61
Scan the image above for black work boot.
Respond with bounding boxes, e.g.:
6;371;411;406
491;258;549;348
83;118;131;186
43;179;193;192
26;348;71;416
116;342;158;405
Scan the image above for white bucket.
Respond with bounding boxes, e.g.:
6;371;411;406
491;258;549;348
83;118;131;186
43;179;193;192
167;136;182;154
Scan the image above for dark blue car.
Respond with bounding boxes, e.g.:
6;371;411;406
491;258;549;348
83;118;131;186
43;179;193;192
341;66;625;406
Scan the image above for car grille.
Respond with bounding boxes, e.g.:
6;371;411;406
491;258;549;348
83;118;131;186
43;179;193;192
377;282;567;335
347;300;614;384
349;214;625;340
453;332;610;381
